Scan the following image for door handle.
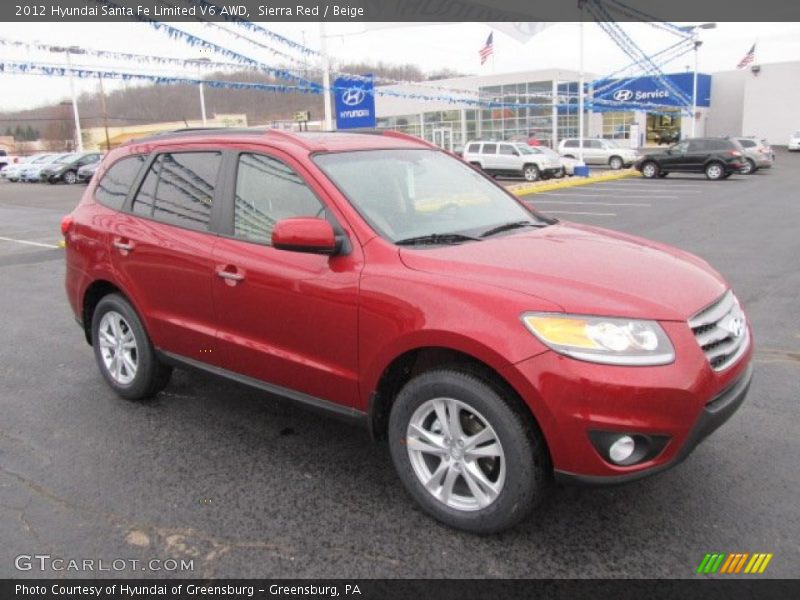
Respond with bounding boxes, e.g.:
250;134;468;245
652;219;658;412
113;239;134;252
216;266;245;284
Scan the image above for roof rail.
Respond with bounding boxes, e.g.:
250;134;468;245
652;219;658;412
263;128;314;149
379;130;438;148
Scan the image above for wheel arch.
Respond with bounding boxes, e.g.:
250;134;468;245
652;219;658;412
81;279;145;346
367;345;551;467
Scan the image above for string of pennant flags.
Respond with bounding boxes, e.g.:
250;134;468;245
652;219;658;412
0;58;694;117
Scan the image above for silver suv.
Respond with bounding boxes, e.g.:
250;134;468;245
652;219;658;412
463;141;561;181
558;138;637;169
727;136;774;175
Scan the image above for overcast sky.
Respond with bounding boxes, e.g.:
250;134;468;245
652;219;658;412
1;21;800;113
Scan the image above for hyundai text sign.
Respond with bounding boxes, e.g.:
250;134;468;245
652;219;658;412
594;73;711;110
334;75;375;130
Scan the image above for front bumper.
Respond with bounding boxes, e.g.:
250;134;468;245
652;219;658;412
555;363;752;485
501;320;753;484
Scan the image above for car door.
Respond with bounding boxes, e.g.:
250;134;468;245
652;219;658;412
661;140;690;171
496;143;518;174
584;140;604;164
480;143;498;172
683;140;710;173
111;150;223;364
210;149;361;408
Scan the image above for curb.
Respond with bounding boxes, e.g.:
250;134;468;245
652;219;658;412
509;169;640;197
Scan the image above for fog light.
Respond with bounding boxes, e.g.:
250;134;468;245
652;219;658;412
609;436;636;464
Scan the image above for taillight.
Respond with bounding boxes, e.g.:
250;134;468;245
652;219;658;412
60;215;73;236
728;150;742;157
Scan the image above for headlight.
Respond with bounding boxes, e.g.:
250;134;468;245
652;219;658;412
521;312;675;366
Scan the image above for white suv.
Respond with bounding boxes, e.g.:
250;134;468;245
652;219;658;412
789;131;800;151
558;138;637;169
463;141;561;181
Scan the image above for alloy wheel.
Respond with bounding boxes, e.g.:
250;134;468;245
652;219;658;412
406;397;506;512
97;311;138;385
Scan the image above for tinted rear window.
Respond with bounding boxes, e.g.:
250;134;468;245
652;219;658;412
564;140;578;148
498;145;516;155
132;152;221;232
465;143;480;154
481;144;497;154
738;139;756;148
94;155;147;210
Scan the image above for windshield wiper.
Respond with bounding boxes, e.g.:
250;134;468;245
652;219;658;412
395;232;482;246
479;220;548;238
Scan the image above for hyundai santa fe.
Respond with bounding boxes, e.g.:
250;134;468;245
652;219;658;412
63;129;753;533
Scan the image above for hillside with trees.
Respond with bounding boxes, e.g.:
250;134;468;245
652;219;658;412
0;62;465;144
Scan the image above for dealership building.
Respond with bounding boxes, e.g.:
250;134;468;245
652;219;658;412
373;60;798;150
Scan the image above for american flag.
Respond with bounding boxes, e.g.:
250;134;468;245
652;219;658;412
737;44;756;69
479;32;494;65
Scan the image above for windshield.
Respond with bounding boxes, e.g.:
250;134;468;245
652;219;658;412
604;140;621;148
513;144;535;155
54;154;77;164
538;147;559;159
313;149;551;244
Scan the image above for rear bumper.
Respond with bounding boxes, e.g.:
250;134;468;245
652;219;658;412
554;363;752;485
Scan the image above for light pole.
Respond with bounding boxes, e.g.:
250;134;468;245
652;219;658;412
319;22;333;131
187;58;211;126
50;45;86;151
682;23;716;138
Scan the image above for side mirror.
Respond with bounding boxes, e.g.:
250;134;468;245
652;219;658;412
272;217;341;256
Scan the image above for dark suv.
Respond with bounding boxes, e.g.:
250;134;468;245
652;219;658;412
635;138;746;180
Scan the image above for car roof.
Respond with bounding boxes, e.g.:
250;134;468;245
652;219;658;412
128;128;435;153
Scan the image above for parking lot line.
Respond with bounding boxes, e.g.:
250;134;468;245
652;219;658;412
532;200;651;207
542;210;617;217
0;235;60;249
533;192;678;199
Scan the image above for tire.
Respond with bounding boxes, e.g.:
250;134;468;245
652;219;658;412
522;164;540;182
658;172;669;178
740;158;755;175
388;369;549;534
609;156;624;170
705;162;725;180
722;172;732;179
63;170;77;184
91;293;172;401
554;167;566;179
469;162;483;171
563;154;576;160
641;161;659;179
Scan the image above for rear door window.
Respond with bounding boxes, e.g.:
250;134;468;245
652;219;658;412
95;155;147;210
481;144;497;154
465;143;480;154
131;152;221;232
498;144;517;155
564;140;578;148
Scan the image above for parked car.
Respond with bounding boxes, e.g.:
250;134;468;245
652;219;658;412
21;153;71;182
788;131;800;152
2;153;55;182
463;140;561;181
41;152;102;184
63;129;752;534
558;138;638;169
0;149;22;172
535;146;584;177
77;160;102;183
635;138;746;180
727;136;773;174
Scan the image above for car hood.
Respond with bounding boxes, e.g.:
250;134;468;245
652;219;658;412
398;223;727;321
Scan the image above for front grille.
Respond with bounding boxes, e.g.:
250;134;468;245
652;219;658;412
688;291;749;371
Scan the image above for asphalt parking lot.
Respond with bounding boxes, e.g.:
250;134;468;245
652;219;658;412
1;153;798;579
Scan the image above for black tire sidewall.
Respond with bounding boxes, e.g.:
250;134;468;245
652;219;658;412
91;294;162;401
388;370;544;534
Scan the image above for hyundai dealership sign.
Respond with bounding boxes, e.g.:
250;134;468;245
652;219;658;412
593;73;711;111
334;75;376;129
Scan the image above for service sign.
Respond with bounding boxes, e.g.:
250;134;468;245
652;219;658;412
334;75;376;129
593;73;712;111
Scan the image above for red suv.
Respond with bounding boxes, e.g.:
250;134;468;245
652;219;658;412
63;129;753;533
